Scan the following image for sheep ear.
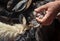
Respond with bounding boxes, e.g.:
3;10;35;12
22;15;26;25
19;14;26;25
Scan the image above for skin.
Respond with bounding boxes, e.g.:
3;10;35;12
34;1;60;26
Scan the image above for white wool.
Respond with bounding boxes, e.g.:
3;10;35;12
0;22;28;41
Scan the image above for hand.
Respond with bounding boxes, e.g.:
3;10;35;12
35;1;60;26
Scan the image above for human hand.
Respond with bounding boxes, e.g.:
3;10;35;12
35;1;60;26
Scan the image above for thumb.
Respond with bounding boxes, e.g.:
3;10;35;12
36;17;42;23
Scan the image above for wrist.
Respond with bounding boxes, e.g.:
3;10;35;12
55;1;60;4
55;0;60;1
55;1;60;12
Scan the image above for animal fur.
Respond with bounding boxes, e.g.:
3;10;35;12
0;22;28;41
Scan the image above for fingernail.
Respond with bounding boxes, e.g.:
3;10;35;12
35;9;38;11
36;17;38;19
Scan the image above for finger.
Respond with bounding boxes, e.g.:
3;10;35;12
34;5;47;13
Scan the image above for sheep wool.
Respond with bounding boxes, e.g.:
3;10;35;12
0;22;28;41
